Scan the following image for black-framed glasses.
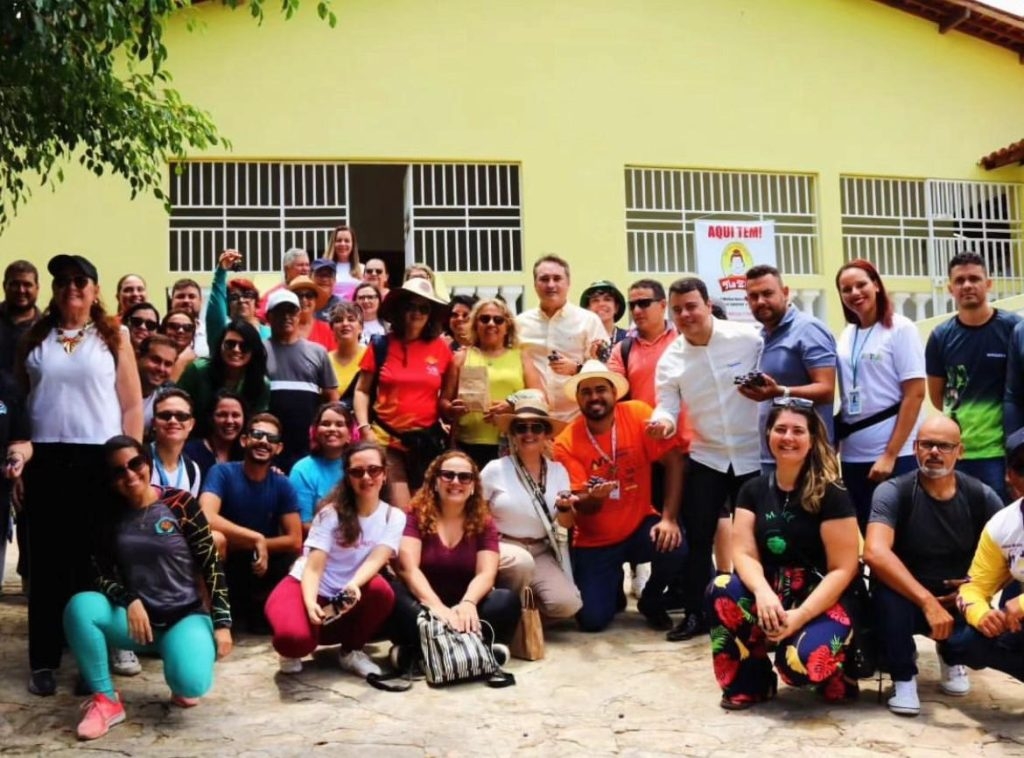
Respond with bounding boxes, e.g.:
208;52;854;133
348;465;385;479
295;290;317;300
128;316;159;331
154;410;193;423
628;298;659;310
247;429;282;443
438;469;474;484
478;314;507;326
915;439;959;453
228;291;257;302
54;275;92;290
164;321;195;334
406;302;432;315
511;421;549;435
771;396;815;409
356;293;379;301
110;454;147;479
221;338;251;354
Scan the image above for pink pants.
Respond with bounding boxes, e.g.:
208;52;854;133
264;575;395;658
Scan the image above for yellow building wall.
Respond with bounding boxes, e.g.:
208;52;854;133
2;0;1024;328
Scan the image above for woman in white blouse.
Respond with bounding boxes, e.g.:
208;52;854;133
480;393;582;620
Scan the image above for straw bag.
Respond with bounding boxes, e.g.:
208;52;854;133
509;587;545;661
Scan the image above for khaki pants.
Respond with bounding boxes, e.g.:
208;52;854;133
498;540;582;620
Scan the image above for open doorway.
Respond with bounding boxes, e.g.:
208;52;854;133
347;164;406;287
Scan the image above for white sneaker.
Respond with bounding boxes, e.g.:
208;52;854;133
939;660;971;696
887;677;921;716
278;656;303;674
109;649;141;677
631;563;651;599
338;649;382;678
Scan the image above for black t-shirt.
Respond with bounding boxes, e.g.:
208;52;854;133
737;476;856;572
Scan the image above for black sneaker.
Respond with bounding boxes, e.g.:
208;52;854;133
666;612;709;642
28;669;57;696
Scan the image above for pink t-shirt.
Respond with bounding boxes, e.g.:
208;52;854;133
403;510;499;606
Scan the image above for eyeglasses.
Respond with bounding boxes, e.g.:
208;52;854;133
228;291;257;302
164;321;195;334
221;338;251;354
915;439;959;453
771;397;815;409
247;429;282;443
110;454;147;479
628;298;659;310
128;316;159;331
295;290;317;300
438;469;474;484
348;464;385;479
154;410;193;423
365;268;385;275
406;302;432;315
356;294;379;301
54;275;92;290
511;421;549;435
478;314;507;326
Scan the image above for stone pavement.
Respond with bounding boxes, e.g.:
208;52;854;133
2;546;1024;757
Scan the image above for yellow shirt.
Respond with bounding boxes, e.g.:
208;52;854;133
457;347;527;446
329;345;366;398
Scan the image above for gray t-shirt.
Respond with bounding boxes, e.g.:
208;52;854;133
869;471;1003;595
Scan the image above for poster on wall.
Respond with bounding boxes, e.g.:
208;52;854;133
694;220;777;323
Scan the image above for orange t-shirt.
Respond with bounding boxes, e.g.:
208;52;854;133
553;400;681;548
359;335;452;434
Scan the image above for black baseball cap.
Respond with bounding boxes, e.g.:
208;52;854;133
47;254;99;283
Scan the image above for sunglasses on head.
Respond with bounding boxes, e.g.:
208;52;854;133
165;321;195;334
222;338;251;353
247;428;282;444
54;275;92;290
628;298;658;310
438;469;474;484
406;302;432;315
348;464;385;480
110;454;147;479
228;291;257;302
128;316;159;331
771;396;815;409
478;314;507;326
155;410;193;423
511;421;549;435
915;439;959;453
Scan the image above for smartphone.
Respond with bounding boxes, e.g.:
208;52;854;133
548;351;560;363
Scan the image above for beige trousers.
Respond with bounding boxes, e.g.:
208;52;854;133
498;540;582;620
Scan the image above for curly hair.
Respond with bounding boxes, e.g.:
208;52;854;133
317;441;386;548
409;450;491;537
468;297;519;349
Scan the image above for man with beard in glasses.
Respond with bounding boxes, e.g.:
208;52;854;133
865;415;1004;717
200;414;303;633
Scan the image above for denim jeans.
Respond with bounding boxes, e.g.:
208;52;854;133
842;455;917;531
873;582;964;681
944;623;1024;682
957;457;1007;504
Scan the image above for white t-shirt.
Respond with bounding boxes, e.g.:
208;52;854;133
289;500;406;597
480;456;571;539
836;313;925;462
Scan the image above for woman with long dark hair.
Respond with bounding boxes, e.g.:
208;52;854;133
160;308;199;382
63;435;231;740
707;399;860;709
290;401;353;529
123;301;160;355
176;319;269;439
184;389;247;479
834;259;926;528
18;254;142;697
265;441;403;677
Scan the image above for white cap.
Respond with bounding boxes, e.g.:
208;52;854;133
266;289;300;312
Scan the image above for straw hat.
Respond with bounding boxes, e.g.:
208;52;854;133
564;359;630;401
495;392;567;435
288;275;318;294
379;277;449;323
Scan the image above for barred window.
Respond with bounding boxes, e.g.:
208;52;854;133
625;167;819;275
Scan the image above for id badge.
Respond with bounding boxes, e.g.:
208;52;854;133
608;481;621;500
847;388;862;416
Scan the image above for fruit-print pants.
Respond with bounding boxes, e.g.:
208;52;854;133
707;569;854;704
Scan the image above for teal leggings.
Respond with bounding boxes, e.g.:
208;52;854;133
63;592;216;699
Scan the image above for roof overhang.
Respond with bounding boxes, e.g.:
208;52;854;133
871;0;1024;62
980;139;1024;169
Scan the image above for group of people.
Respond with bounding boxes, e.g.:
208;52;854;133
1;230;1023;741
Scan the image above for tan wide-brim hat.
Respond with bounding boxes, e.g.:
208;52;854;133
379;277;449;323
495;393;567;435
564;359;630;401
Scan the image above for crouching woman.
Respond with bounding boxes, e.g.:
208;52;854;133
63;436;232;741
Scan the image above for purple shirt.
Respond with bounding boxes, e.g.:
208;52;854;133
404;510;499;606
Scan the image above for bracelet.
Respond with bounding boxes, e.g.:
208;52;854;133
460;597;477;606
357;423;372;431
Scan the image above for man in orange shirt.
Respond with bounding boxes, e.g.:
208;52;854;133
553;361;687;632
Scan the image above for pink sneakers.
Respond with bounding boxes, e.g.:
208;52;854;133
77;692;126;741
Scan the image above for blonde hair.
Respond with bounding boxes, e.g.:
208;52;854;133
468;297;518;349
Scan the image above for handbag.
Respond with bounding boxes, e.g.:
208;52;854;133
417;609;515;688
841;566;879;680
509;587;545;661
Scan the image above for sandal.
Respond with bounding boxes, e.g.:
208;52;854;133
720;673;778;711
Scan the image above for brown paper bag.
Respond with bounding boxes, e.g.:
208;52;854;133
510;587;545;661
458;365;490;413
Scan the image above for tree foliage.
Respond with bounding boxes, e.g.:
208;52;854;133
0;0;336;230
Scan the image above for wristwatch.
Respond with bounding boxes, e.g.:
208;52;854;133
781;386;791;400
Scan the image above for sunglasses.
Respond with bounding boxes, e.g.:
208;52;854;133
128;316;159;331
222;338;251;354
915;439;959;453
628;298;659;310
438;469;474;484
348;464;385;480
164;321;195;334
365;268;385;275
478;314;507;326
511;421;549;435
771;397;815;409
295;290;317;300
110;454;147;479
406;302;432;315
154;410;193;423
54;275;92;290
228;291;257;302
247;429;282;443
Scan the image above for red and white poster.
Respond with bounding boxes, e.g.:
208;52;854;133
694;220;777;323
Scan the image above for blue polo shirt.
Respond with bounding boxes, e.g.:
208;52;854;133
758;306;837;463
202;462;299;537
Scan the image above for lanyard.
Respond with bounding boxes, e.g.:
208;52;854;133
584;422;617;470
151;444;186;490
849;324;876;388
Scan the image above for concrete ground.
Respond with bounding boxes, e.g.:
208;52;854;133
2;545;1024;757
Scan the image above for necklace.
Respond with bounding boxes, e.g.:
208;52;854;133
55;321;93;355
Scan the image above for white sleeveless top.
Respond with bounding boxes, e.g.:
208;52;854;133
26;326;123;444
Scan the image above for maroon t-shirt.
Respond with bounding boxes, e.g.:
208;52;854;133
404;510;499;606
